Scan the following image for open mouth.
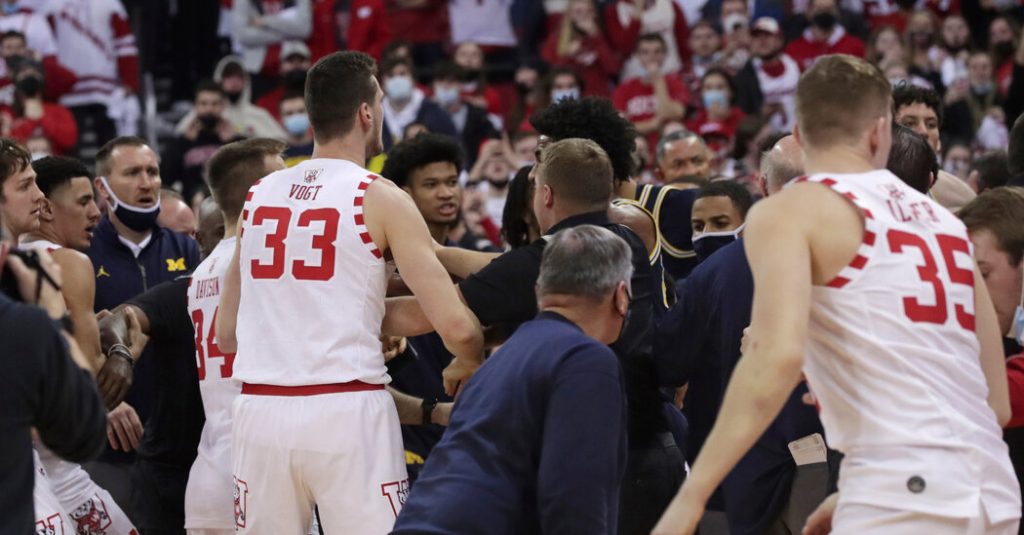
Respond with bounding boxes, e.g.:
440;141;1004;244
136;195;156;206
438;203;458;217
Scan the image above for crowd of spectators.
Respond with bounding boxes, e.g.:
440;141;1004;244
0;0;1020;213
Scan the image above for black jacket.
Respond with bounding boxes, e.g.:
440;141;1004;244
0;294;106;533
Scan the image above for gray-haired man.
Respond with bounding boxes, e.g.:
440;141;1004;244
394;225;633;535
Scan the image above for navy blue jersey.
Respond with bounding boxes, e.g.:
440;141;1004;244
394;312;626;535
635;184;699;280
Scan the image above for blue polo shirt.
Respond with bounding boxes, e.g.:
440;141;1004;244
654;238;824;534
394;312;627;535
86;216;199;462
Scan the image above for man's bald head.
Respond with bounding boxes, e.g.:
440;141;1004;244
196;196;225;259
760;135;804;196
157;192;196;238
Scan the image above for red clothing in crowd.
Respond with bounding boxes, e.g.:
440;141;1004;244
3;103;77;155
604;0;690;68
387;0;448;45
1008;353;1024;428
686;106;746;141
613;74;688;146
309;0;392;62
785;26;866;71
540;17;621;98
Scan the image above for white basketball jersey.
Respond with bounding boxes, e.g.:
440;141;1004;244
753;53;800;133
33;449;72;535
184;236;239;529
234;159;389;386
19;239;62;253
795;171;1020;522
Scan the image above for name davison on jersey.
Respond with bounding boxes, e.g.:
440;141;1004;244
194;277;220;300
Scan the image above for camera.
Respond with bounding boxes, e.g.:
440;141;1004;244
0;248;42;302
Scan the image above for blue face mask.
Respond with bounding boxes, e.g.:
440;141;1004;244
702;89;729;110
551;88;580;103
434;85;461;107
693;223;744;262
283;112;310;137
385;76;414;102
99;176;161;232
2;2;19;15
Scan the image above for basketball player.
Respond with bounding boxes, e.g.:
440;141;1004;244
18;155;140;535
215;51;483;533
180;138;284;535
654;54;1020;534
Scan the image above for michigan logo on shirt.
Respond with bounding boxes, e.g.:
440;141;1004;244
166;258;186;272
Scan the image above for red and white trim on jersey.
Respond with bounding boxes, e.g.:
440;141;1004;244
239;179;262;239
354;174;382;260
792;175;881;289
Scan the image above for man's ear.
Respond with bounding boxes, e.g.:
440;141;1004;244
616;281;630;316
542;184;554;208
38;198;54;222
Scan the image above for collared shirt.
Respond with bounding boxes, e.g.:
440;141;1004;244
86;215;199;463
394;312;626;535
117;232;152;258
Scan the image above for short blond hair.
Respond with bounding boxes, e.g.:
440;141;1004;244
538;138;613;211
796;55;891;150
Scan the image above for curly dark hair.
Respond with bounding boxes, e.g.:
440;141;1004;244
529;97;638;184
381;133;464;188
892;82;944;128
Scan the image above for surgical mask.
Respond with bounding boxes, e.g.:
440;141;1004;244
1;2;18;15
972;81;994;95
943;158;968;176
283;112;310;137
693;223;744;262
30;151;47;161
551;87;580;103
385;76;414;101
1009;266;1024;345
434;85;461;107
99;176;161;232
702;89;729;110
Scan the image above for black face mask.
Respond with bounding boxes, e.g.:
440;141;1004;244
15;75;42;97
895;0;916;9
198;113;219;131
516;82;533;96
224;90;243;104
811;11;837;31
283;69;307;92
460;69;481;83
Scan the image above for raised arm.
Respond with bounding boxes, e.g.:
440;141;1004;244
653;197;810;534
96;304;149;409
216;237;242;354
974;263;1011;427
365;179;484;364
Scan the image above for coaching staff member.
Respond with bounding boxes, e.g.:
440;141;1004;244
394;225;631;534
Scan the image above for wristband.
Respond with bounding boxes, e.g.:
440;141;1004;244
421;398;438;425
107;344;134;368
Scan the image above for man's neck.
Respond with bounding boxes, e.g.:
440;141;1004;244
109;211;151;244
811;26;834;42
223;217;239;240
616;180;638;201
803;145;877;175
388;98;409;113
541;298;614;344
21;227;64;248
312;136;368;168
427;221;449;244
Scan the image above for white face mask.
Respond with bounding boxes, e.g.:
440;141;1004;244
1009;264;1024;345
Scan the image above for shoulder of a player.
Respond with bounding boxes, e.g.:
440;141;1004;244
50;247;92;271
